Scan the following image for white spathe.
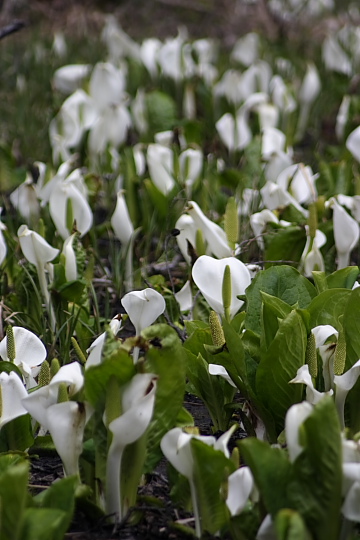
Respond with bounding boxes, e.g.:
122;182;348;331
192;255;251;319
285;401;313;462
121;288;166;336
187;201;232;259
105;373;157;520
0;371;28;429
147;143;175;195
331;198;359;269
0;208;7;265
0;326;47;388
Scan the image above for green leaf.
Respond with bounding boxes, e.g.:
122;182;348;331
238;438;292;516
0;414;34;452
191;438;235;535
175;407;194;428
312;271;328;294
32;475;77;540
186;351;235;431
143;178;171;220
142;324;186;471
0;455;29;540
264;226;306;267
145;90;177;132
326;266;359;289
288;397;342;540
261;292;293;350
308;288;351;328
343;287;360;432
256;310;307;436
245;266;316;335
343;287;360;367
20;509;68;540
84;339;135;410
275;509;312;540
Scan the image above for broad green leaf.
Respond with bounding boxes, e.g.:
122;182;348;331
184;326;212;360
275;509;311;540
264;226;306;268
191;438;235;535
261;292;293;350
326;266;359;289
229;506;261;540
33;475;77;540
84;339;135;410
20;508;68;540
312;271;328;294
343;287;360;367
145;90;177;132
288;397;342;540
186;351;235;432
175;407;194;428
238;438;292;516
0;361;23;379
0;414;34;452
343;287;360;432
143;178;171;220
245;266;316;335
0;455;29;540
308;288;351;328
222;321;276;440
256;310;307;436
142;324;186;471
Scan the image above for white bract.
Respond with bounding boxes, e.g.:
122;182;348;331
48;169;93;240
161;426;235;537
111;190;135;291
226;466;258;516
10;172;40;224
331;198;359;269
147;143;175;195
105;373;157;520
0;208;7;265
121;288;166;336
53;64;91;94
61;233;78;282
22;361;87;477
0;326;47;388
175;280;193;313
187;201;232;258
285;401;313;462
0;371;28;429
86;315;122;369
18;225;59;329
192;255;251;319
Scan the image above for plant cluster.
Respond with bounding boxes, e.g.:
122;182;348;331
2;1;360;538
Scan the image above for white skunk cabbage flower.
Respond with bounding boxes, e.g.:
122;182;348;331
187;201;232;258
161;425;236;537
0;326;47;389
105;373;157;520
331;198;359;269
0;372;28;429
62;233;78;282
226;466;258;516
22;362;88;477
285;401;313;462
121;288;166;336
0;208;7;265
86;315;122;369
192;255;251;319
346;126;360;163
147;143;175;195
53;64;91;94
